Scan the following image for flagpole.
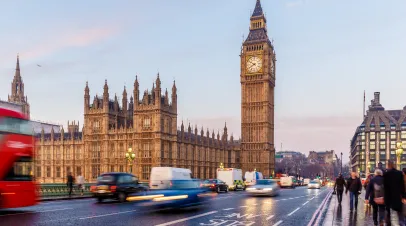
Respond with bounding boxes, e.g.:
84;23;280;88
363;90;366;119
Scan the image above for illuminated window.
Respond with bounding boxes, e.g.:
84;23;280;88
401;131;406;139
46;166;51;177
361;133;365;140
380;132;386;140
390;131;396;140
391;141;396;149
370;133;376;140
370;142;376;149
380;142;386;149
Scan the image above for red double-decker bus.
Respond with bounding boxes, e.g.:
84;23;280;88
0;107;38;208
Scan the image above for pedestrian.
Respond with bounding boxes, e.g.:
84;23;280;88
67;172;74;198
383;160;405;226
365;169;385;226
346;171;362;212
334;173;346;205
77;174;85;196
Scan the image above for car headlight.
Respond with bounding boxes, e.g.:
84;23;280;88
246;188;255;191
264;188;273;191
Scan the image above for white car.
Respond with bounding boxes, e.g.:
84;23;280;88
307;180;321;189
246;179;280;196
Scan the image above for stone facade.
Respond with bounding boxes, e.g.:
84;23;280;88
240;0;276;177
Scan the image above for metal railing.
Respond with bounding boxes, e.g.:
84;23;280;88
38;182;149;197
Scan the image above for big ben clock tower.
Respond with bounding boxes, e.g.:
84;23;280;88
240;0;275;177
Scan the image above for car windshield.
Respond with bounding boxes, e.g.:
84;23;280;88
310;181;318;184
203;180;217;184
256;180;274;185
170;180;202;189
97;175;116;184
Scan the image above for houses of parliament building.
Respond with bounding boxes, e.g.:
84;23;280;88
6;0;276;183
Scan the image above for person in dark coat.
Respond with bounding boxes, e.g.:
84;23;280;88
384;160;405;226
346;171;362;211
365;169;385;226
67;172;74;197
334;173;346;204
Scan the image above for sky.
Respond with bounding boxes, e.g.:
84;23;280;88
1;0;406;163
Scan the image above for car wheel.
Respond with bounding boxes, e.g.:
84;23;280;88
225;187;229;193
118;192;127;202
217;187;221;193
97;197;104;203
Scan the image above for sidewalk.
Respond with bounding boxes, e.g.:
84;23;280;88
40;194;92;202
323;191;374;226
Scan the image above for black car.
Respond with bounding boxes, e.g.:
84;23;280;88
91;172;147;203
202;179;228;193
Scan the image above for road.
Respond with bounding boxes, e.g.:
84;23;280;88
0;186;333;226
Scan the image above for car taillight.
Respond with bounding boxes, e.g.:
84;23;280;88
110;185;117;192
90;186;96;192
210;184;215;187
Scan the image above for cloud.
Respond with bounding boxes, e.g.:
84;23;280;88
20;27;120;60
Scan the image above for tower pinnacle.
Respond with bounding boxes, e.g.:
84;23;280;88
252;0;264;17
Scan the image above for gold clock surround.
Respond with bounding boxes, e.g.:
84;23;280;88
246;55;263;74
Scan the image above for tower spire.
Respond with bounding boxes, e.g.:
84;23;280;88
252;0;264;17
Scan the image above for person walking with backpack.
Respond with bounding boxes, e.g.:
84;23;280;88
365;169;385;226
334;173;346;205
384;160;405;226
346;171;362;212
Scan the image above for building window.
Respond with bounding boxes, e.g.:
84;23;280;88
76;167;82;175
390;125;396;130
93;120;100;131
56;166;61;178
380;143;386;149
66;147;71;160
370;142;376;150
47;148;51;160
380;132;386;140
361;132;365;140
91;165;100;179
76;148;81;160
142;165;151;180
361;142;365;149
143;118;151;129
66;166;71;175
391;141;396;149
401;131;406;139
390;131;396;140
110;166;114;172
56;147;61;160
119;165;124;172
36;166;41;177
46;166;51;177
370;133;376;140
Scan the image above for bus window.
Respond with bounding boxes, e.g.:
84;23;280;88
0;117;34;135
3;156;33;181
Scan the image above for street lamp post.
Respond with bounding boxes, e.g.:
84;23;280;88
396;141;403;170
125;148;136;174
340;152;343;173
219;162;224;169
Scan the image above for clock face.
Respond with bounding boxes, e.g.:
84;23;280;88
246;56;262;73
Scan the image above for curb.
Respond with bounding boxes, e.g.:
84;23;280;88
40;196;93;202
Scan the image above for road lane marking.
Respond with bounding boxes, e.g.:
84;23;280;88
307;190;333;226
287;207;300;216
223;208;234;210
79;210;137;220
0;207;73;217
314;191;333;226
302;201;310;206
266;215;274;220
273;220;283;226
155;211;218;226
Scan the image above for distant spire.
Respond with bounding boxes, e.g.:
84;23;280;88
252;0;264;17
15;54;21;78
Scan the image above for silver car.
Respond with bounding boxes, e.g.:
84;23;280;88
246;179;280;196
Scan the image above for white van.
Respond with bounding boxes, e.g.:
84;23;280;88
149;167;192;190
244;171;264;186
217;168;244;190
280;176;296;188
